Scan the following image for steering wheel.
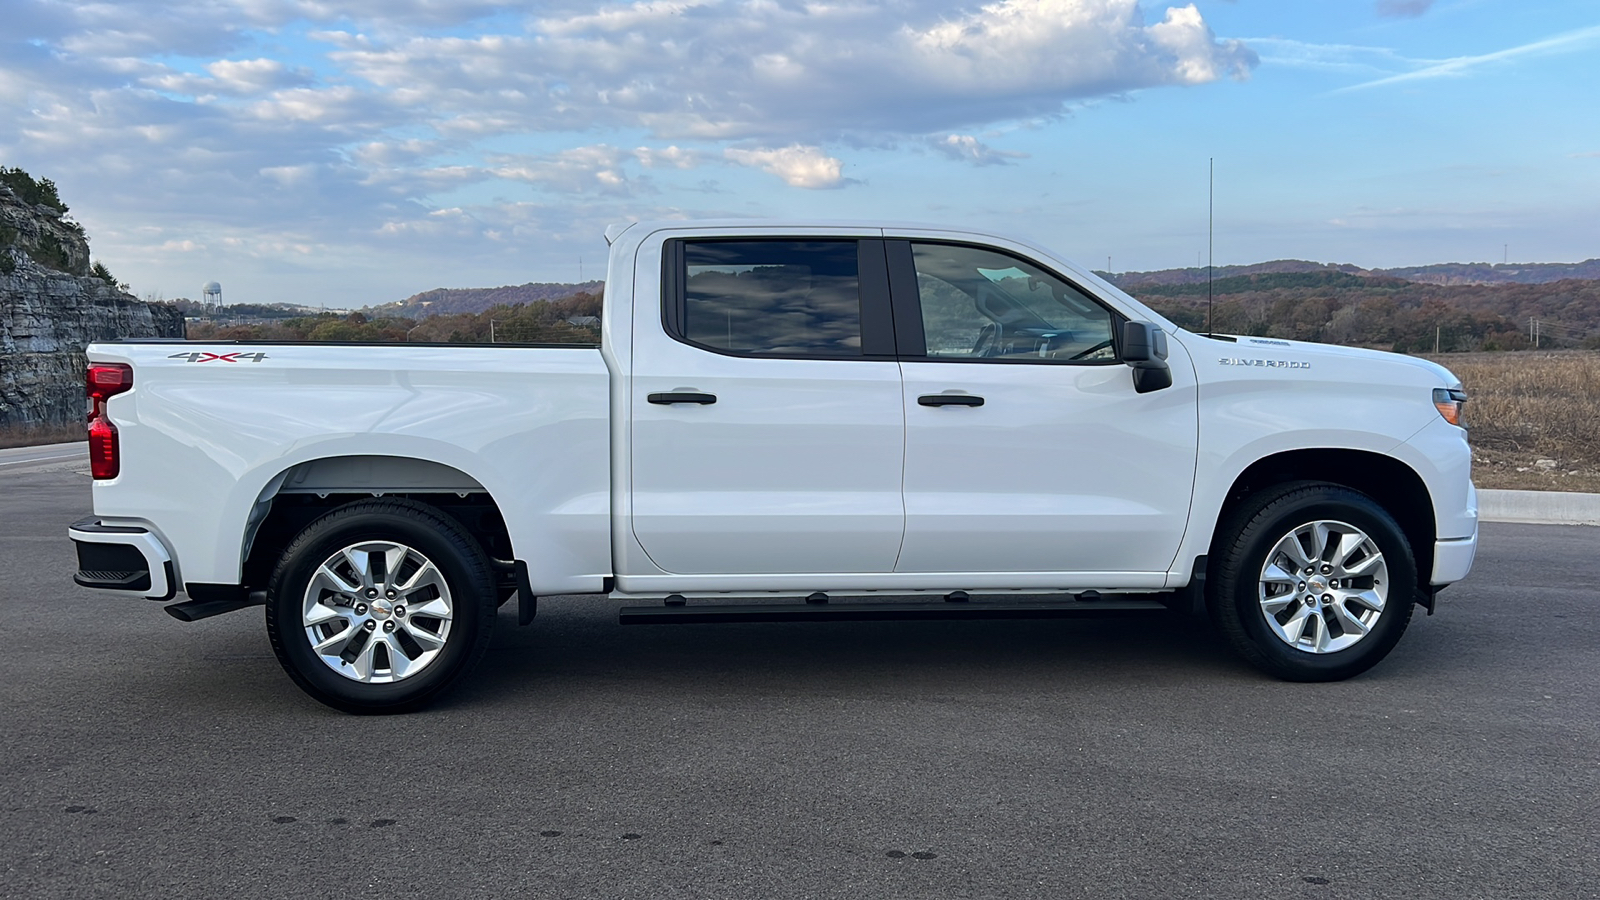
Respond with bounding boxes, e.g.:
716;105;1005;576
970;323;999;358
1068;338;1114;361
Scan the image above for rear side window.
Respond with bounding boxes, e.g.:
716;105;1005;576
676;240;863;357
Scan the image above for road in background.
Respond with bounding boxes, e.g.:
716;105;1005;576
0;441;86;471
2;466;1595;899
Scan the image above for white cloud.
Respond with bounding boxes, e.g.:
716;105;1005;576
492;145;642;195
1333;23;1600;93
0;0;1257;303
633;146;701;170
724;146;845;189
932;135;1027;166
326;0;1254;141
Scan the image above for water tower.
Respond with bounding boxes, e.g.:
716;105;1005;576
202;281;222;309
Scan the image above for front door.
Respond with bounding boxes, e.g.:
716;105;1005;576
629;236;906;575
890;239;1198;577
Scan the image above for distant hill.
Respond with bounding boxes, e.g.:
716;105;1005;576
1377;260;1600;285
1106;258;1600;289
369;281;604;318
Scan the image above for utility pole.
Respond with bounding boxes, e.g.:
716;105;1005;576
490;319;496;343
1435;326;1440;354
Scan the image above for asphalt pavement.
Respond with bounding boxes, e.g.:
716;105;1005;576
0;441;86;471
1;464;1595;899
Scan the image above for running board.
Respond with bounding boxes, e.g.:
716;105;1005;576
619;596;1172;625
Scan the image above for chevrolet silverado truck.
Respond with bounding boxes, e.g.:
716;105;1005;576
69;221;1477;712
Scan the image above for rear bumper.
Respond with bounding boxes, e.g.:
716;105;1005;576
68;517;176;601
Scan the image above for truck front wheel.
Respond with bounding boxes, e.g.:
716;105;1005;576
265;499;497;713
1210;483;1417;681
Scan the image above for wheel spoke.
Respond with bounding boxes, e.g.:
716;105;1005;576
304;601;344;627
1333;531;1366;570
1261;563;1298;586
345;631;385;680
1279;605;1314;644
399;560;445;594
312;621;356;654
312;564;359;596
1329;600;1371;636
1345;587;1385;613
1308;613;1331;652
384;636;421;678
1260;592;1298;615
1277;533;1313;569
343;547;375;590
382;546;408;586
402;619;447;651
1337;552;1383;578
1310;523;1335;562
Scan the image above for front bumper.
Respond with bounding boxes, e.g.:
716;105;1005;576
68;517;176;601
1431;529;1478;586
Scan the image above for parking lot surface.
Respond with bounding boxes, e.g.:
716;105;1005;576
2;464;1595;899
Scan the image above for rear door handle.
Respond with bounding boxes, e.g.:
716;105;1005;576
918;394;984;407
648;392;717;405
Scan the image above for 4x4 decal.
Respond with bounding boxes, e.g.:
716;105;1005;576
168;351;269;363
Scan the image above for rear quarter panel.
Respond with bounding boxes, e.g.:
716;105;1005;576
86;343;612;593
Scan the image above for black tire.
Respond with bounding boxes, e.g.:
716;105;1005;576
265;499;497;713
1208;482;1417;682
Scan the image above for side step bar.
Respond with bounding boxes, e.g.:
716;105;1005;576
619;596;1172;625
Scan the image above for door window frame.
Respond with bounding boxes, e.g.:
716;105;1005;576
660;237;899;361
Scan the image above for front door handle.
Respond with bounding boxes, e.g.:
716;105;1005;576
918;394;984;407
648;391;717;405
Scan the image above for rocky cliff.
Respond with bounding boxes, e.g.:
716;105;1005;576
0;181;184;429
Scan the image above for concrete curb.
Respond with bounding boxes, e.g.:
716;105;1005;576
1479;489;1600;527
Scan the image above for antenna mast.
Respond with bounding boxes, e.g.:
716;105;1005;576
1207;157;1215;335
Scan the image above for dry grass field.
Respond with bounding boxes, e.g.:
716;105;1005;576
1427;350;1600;493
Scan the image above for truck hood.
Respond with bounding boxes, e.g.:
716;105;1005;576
1175;332;1462;388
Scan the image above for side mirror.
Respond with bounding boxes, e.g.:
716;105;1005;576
1121;321;1172;394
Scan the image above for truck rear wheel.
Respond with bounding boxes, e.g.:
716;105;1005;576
265;499;497;713
1209;483;1416;682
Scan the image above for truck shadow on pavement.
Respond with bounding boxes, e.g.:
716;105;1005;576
453;597;1258;707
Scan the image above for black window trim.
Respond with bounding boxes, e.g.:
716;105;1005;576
885;238;1128;367
660;236;899;362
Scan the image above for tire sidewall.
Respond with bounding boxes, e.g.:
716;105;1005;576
267;504;493;713
1221;488;1417;681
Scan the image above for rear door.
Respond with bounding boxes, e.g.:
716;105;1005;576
629;235;907;575
889;238;1198;577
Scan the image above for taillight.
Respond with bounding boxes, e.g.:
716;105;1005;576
86;363;133;479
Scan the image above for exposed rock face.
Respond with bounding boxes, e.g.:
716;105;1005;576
1;183;185;428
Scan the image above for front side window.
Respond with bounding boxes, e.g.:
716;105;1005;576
912;243;1117;362
680;241;862;357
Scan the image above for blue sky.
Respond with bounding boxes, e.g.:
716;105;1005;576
2;0;1596;308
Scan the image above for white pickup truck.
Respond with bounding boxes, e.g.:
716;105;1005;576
70;221;1477;712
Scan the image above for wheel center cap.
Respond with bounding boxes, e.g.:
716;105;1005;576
1308;578;1327;594
371;598;394;620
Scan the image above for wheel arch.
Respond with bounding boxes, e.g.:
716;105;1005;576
1213;448;1438;589
237;455;515;595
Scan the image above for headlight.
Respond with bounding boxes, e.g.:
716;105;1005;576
1432;387;1467;427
